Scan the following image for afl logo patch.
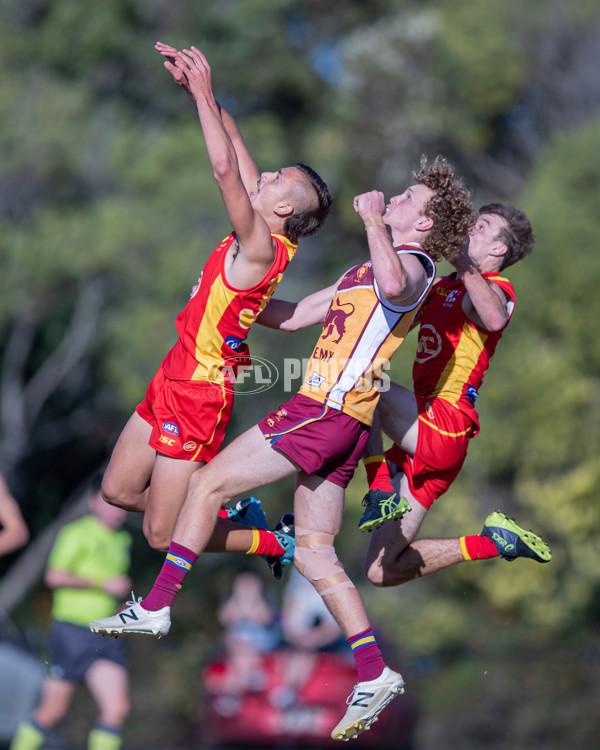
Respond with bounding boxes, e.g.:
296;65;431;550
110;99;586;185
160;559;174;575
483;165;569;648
183;441;197;452
162;421;180;435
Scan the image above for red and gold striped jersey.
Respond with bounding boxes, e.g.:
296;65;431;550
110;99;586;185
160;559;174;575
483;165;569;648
413;272;515;423
299;244;436;426
161;233;297;384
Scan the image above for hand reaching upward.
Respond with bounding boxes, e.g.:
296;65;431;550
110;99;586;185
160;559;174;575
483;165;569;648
155;42;215;106
155;41;190;93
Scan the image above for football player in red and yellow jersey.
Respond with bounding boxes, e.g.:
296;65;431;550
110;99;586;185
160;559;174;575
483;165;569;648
100;43;332;559
361;203;552;589
89;156;474;742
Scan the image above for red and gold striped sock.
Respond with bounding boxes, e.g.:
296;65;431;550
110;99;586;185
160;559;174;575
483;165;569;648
364;455;394;493
459;535;499;561
247;528;285;557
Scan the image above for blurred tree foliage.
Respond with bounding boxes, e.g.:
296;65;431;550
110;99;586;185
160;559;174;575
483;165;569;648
1;0;600;669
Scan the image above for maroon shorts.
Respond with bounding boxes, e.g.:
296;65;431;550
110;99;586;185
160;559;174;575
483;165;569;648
258;394;370;489
386;396;477;509
136;367;234;462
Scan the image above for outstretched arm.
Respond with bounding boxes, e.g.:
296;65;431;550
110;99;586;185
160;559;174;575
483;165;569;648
354;191;426;306
452;245;509;331
155;43;273;279
257;275;342;331
218;106;260;197
155;42;259;193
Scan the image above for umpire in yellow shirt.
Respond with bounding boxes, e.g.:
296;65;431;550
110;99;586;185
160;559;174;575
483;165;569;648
11;472;132;750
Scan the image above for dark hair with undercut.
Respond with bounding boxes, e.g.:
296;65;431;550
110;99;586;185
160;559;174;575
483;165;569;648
414;155;476;263
479;202;534;270
283;163;334;243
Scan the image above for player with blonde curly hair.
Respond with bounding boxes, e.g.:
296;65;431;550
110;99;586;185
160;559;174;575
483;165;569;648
413;155;476;263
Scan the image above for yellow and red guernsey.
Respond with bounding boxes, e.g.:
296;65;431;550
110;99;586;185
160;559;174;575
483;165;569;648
299;244;436;426
161;232;297;385
413;271;515;426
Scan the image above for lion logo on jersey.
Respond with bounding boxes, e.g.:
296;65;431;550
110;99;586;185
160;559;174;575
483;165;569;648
322;298;355;344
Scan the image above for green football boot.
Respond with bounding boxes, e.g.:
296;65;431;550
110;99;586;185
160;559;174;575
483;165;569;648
358;490;411;532
481;510;552;562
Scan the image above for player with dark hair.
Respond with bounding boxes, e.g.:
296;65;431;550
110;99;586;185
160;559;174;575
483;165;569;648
101;43;332;570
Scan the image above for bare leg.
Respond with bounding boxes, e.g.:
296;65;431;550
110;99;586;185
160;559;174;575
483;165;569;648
102;413;258;553
294;474;370;638
171;425;299;556
86;660;130;728
364;383;464;585
142;453;203;551
378;382;419;455
393;536;464;582
32;678;76;728
364;473;463;586
146;451;285;553
363;408;385;458
87;427;300;634
204;517;255;553
102;412;156;512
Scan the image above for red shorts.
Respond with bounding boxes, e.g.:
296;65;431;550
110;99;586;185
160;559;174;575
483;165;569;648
136;367;234;462
258;394;370;489
386;396;477;509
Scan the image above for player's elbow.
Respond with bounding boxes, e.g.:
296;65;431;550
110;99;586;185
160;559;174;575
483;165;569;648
379;268;424;302
482;311;508;332
279;317;303;332
212;156;237;183
378;277;406;301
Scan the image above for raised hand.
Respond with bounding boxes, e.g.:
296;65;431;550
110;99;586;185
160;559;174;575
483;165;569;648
449;239;474;275
354;190;386;220
170;46;214;103
155;41;190;92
